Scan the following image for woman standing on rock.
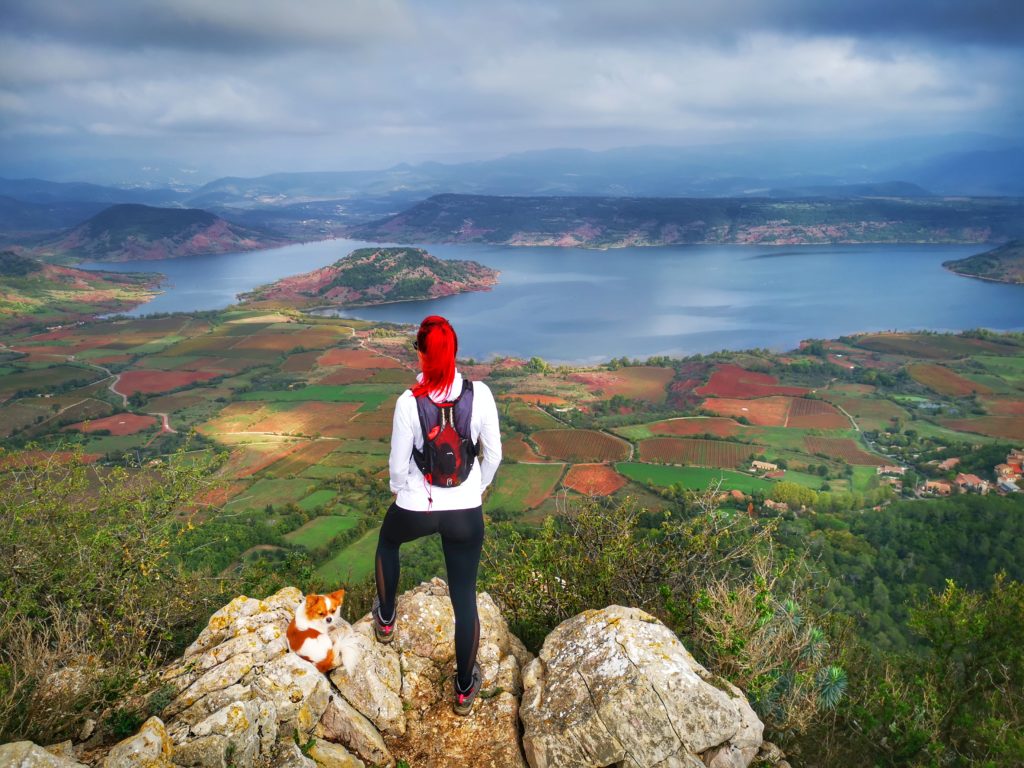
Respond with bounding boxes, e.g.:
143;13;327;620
372;315;502;715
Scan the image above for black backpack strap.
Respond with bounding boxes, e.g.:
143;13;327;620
411;378;475;471
452;379;476;457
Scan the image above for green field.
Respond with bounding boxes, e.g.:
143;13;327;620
973;354;1024;381
316;525;381;583
224;478;316;512
238;384;398;411
486;462;565;513
285;514;360;548
851;466;880;492
780;470;828;489
297;489;338;512
616;462;771;493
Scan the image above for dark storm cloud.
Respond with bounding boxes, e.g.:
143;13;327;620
0;0;413;53
0;0;1020;181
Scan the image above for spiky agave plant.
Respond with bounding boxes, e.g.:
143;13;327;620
815;665;848;710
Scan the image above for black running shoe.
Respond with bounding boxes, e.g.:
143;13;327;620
453;663;482;716
371;597;396;644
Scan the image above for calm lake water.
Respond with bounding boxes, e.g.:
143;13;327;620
84;241;1024;363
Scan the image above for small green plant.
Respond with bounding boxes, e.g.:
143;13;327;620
106;706;145;739
292;728;316;756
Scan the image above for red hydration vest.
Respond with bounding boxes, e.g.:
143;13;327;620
412;378;478;488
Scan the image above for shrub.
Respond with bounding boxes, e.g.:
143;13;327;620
482;488;846;738
0;444;229;742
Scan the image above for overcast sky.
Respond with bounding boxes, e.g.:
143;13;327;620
1;0;1022;184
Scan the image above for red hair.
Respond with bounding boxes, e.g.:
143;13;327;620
411;316;458;398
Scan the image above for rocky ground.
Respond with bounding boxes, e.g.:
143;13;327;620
1;580;791;768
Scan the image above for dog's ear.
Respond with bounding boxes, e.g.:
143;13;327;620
305;593;319;611
329;588;346;606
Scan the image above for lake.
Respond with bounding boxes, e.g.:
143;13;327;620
84;241;1024;363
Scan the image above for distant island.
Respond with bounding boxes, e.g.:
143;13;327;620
0;250;159;330
32;203;289;262
943;240;1024;284
352;193;1024;248
240;246;499;308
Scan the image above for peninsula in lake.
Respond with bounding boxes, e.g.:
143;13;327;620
944;240;1024;284
352;194;1024;248
240;247;499;309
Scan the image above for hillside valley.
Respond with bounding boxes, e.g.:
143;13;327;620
32;203;289;263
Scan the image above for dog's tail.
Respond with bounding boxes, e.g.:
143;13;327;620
332;629;364;676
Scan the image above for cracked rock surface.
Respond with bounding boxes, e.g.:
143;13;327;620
520;605;764;768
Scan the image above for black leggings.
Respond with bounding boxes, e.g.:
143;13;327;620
375;502;484;691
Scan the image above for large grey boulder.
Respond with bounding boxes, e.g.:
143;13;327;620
520;605;764;768
0;743;88;768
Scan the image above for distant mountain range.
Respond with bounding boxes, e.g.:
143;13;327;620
240;247;498;308
31;204;287;262
351;194;1024;248
1;136;1020;221
944;240;1024;284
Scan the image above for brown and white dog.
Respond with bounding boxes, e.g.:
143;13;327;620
286;589;361;675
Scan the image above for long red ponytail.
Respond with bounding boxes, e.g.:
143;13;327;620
411;315;458;399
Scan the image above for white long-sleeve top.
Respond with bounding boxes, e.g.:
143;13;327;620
388;370;502;511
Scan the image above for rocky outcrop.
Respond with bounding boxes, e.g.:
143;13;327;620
520;606;764;768
2;583;778;768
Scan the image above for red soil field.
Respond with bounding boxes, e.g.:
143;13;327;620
563;464;627;496
503;434;545;462
828;383;876;395
281;351;321;373
637;438;761;468
804;437;886;465
571;366;675;403
697;364;809;398
194;482;247;508
498;393;570;406
983;399;1024;417
87;354;134;365
116;370;218;395
341;411;394;440
908;363;992;397
787;398;849;429
532;429;631;462
221;443;304;479
939;416;1024;441
64;413;157;436
649;417;742;437
700;396;791;427
317;348;403;369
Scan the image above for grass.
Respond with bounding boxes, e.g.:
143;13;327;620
615;462;771;493
486;463;565;512
851;466;880;493
223;478;315;512
285;515;360;548
297;489;338;512
237;384;398;412
316;525;381;584
780;470;828;490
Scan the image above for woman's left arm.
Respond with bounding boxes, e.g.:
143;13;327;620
476;383;502;490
